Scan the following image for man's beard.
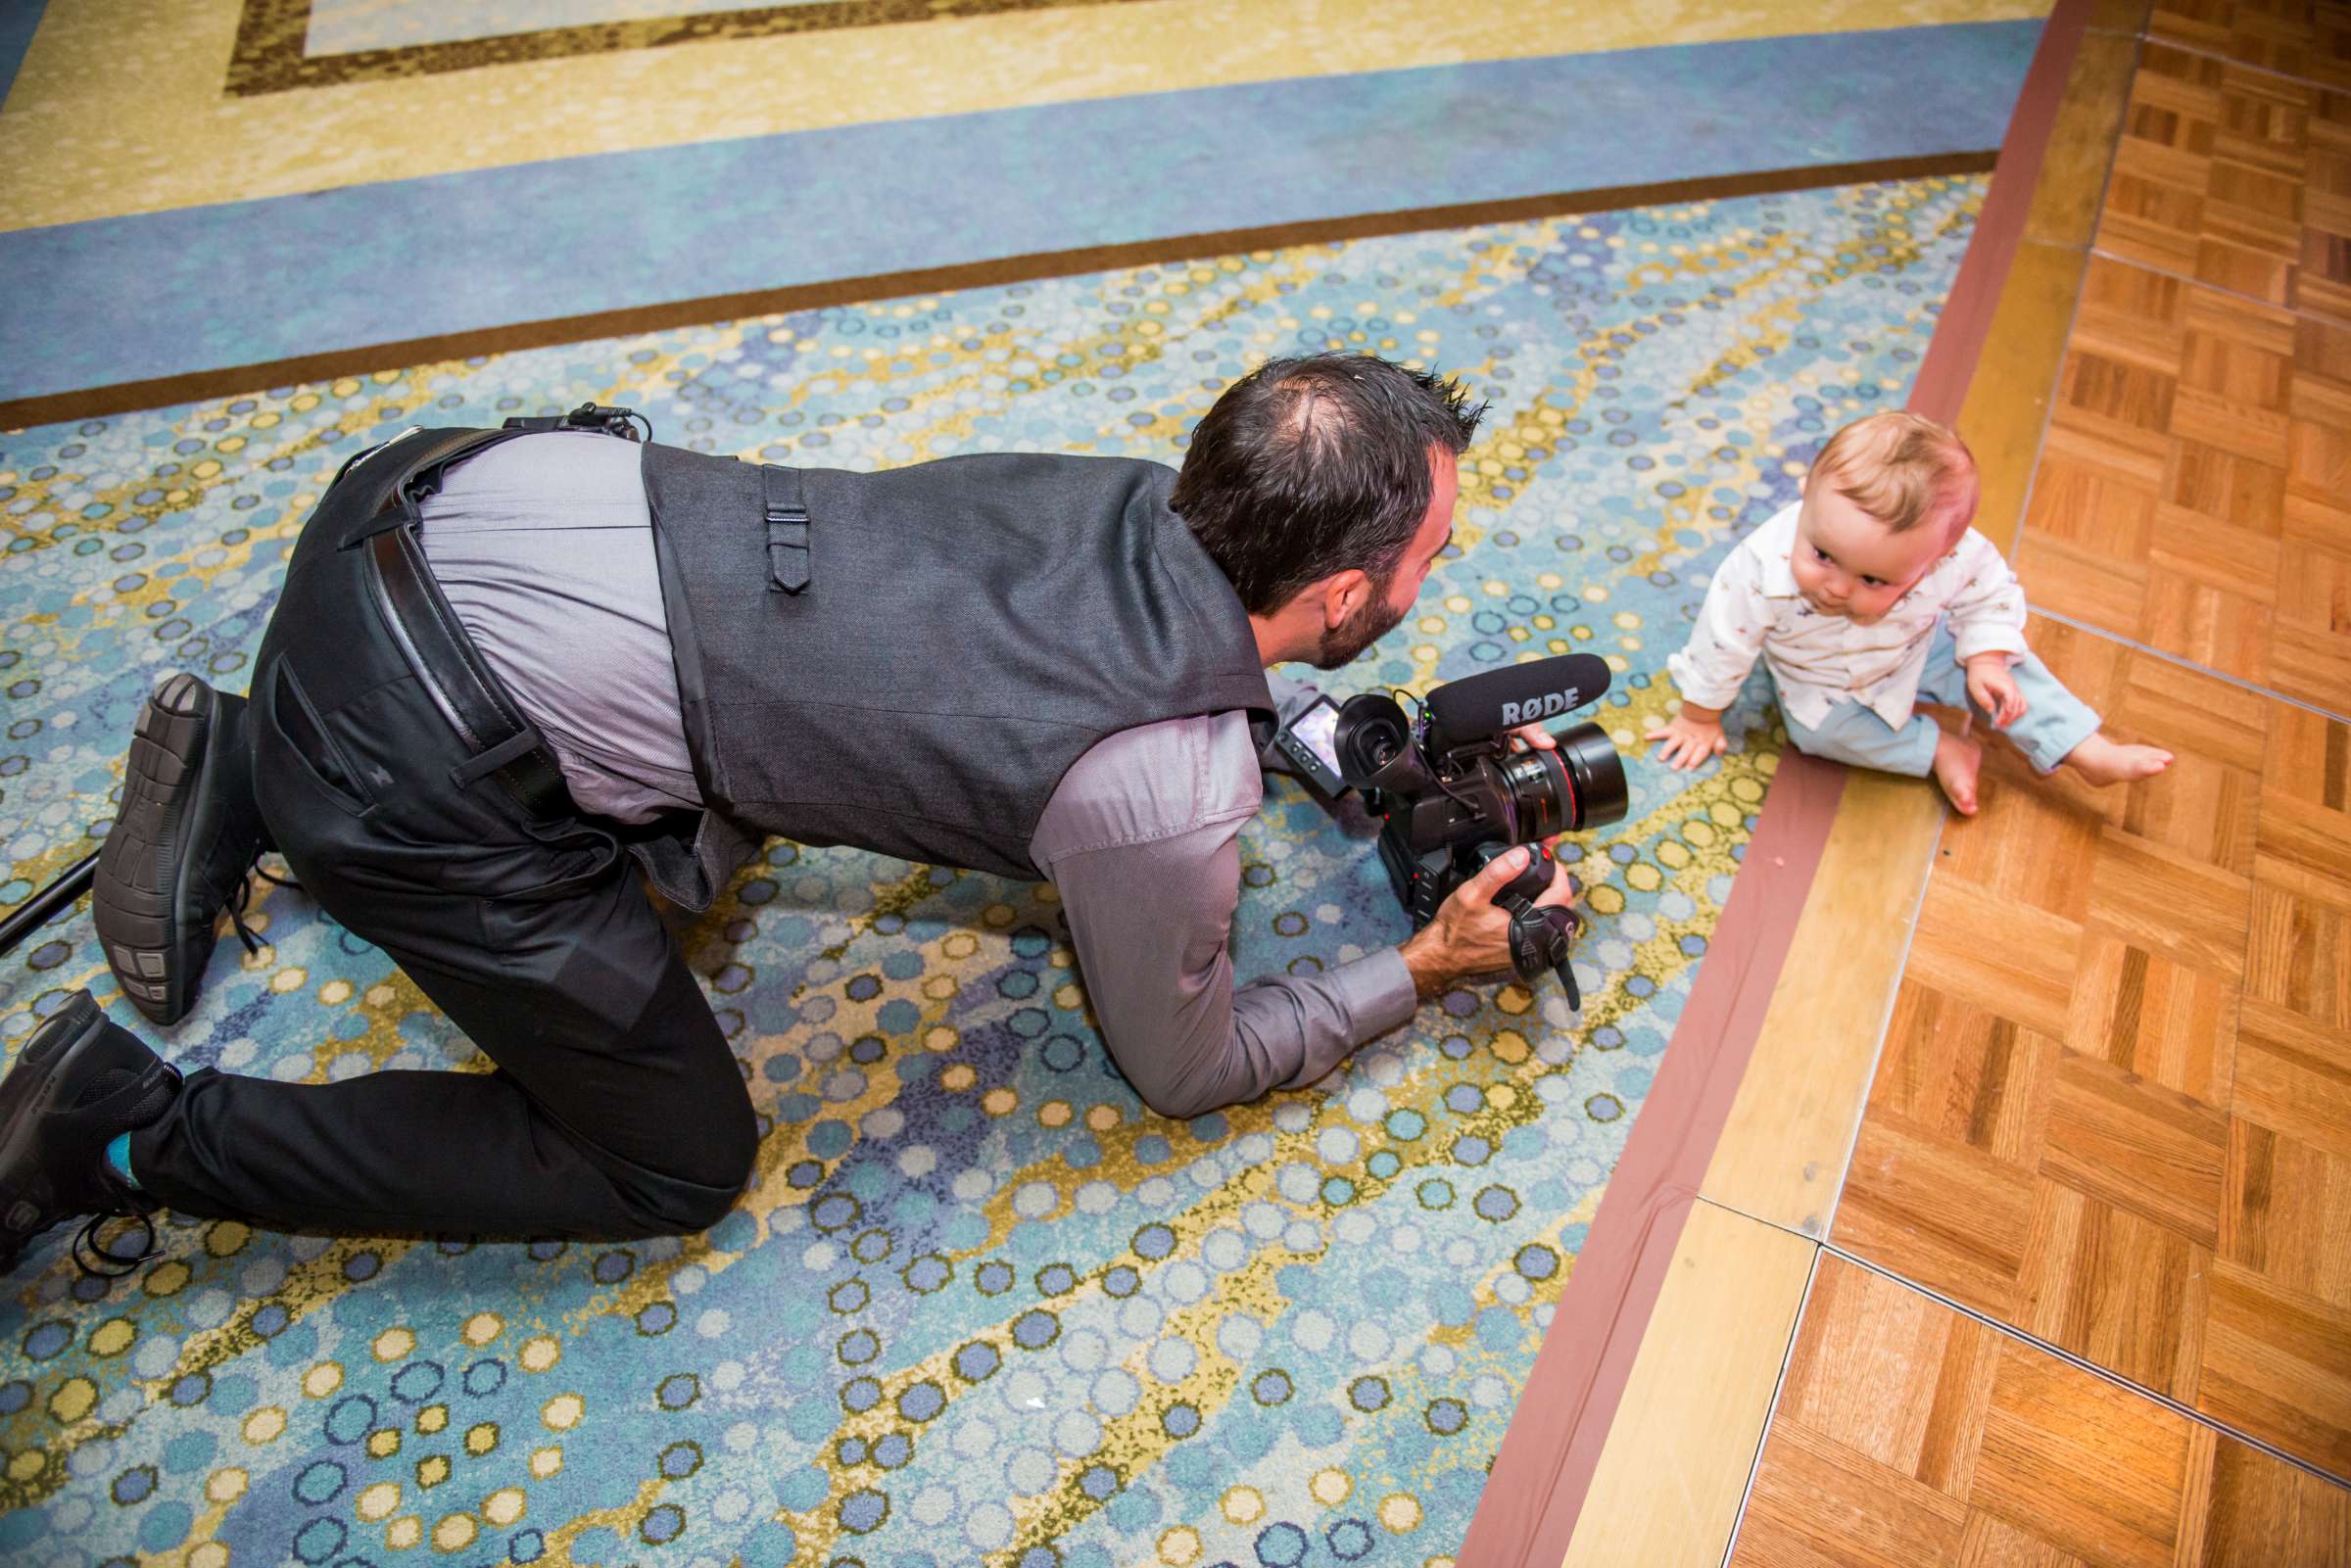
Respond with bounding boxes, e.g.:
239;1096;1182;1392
1314;588;1408;670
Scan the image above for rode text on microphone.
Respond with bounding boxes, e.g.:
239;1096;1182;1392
1421;653;1612;752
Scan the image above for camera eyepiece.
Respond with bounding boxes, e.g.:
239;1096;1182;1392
1333;694;1430;795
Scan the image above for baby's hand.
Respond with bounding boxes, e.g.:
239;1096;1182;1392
1645;713;1727;771
1966;659;2027;728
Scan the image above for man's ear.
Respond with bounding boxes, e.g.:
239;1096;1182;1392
1320;568;1372;628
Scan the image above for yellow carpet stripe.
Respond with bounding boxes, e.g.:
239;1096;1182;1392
4;0;2045;231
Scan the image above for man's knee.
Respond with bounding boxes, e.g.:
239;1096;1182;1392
705;1092;760;1199
640;1180;742;1236
624;1162;750;1235
632;1093;758;1233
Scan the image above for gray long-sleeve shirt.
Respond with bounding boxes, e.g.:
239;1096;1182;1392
416;433;1415;1113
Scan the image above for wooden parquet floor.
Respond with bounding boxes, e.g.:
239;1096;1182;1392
1831;616;2351;1479
2020;31;2351;715
1730;1256;2351;1568
1735;5;2351;1560
2105;26;2351;318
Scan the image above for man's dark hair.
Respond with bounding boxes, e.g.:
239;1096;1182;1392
1172;355;1485;615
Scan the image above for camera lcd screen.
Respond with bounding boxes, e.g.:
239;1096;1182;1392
1273;696;1346;795
1291;701;1341;774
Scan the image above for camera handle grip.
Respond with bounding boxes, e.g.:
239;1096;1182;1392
1473;842;1585;1011
1510;906;1584;1013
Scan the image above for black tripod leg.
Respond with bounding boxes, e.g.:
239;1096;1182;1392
0;850;98;960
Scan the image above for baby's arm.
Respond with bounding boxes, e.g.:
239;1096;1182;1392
1650;555;1772;771
1943;533;2031;726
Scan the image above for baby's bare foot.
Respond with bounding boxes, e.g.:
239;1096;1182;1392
1934;731;1984;816
2064;731;2172;786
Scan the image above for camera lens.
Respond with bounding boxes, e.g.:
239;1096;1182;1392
1498;748;1568;841
1557;722;1629;831
1499;722;1628;839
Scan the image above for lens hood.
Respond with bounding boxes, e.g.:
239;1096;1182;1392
1556;722;1629;830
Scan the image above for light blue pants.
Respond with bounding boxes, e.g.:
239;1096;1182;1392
1777;621;2100;778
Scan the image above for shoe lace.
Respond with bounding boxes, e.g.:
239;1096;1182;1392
72;1208;160;1279
226;859;302;957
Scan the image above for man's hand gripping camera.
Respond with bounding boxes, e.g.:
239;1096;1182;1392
1471;840;1585;1010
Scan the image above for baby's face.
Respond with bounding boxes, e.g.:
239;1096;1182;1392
1790;484;1951;624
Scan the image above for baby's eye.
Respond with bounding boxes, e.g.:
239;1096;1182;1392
1811;546;1832;562
1861;575;1885;588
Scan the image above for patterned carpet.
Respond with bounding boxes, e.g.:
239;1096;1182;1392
0;176;1978;1566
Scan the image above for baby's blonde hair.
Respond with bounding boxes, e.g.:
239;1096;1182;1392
1810;411;1979;537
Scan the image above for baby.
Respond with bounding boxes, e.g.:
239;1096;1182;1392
1647;410;2170;812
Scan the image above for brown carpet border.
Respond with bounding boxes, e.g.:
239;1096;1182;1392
226;0;1145;98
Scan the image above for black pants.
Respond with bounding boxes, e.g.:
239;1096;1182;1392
124;486;757;1239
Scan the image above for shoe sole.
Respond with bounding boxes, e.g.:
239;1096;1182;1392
93;674;230;1026
0;995;109;1269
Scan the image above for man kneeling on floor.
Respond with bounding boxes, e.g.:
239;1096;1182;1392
0;353;1575;1274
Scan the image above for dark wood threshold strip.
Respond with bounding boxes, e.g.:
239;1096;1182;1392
1;151;1996;431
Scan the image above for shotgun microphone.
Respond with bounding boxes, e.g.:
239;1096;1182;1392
1422;653;1613;752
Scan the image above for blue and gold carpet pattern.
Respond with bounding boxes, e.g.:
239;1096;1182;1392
0;176;1977;1565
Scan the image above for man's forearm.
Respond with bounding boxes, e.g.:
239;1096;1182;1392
1236;951;1416;1093
1045;822;1414;1116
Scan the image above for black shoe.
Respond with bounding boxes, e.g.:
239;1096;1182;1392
0;990;179;1277
94;673;271;1026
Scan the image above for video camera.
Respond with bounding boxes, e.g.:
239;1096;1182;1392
1275;652;1628;1007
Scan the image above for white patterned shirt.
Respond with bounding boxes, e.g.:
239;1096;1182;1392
1665;502;2030;730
